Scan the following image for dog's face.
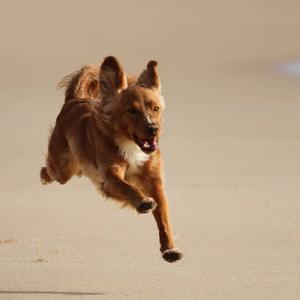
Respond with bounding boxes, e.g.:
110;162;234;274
117;86;163;153
100;57;165;154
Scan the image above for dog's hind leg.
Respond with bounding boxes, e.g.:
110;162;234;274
40;127;75;185
44;154;75;185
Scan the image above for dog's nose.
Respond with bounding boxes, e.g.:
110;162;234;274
147;124;158;136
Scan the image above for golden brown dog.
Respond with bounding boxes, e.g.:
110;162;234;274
40;56;183;262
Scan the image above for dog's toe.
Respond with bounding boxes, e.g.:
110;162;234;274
137;198;157;214
162;248;183;263
40;167;53;185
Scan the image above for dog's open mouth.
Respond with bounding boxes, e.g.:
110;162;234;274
134;135;158;154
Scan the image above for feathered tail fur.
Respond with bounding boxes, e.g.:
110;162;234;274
57;65;100;102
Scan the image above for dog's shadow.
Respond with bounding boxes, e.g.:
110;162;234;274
0;290;105;296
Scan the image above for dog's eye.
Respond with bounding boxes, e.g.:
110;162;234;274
127;108;138;114
153;106;160;112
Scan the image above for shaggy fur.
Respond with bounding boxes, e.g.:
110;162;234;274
40;56;183;263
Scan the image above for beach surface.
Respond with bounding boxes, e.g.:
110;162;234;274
0;1;300;299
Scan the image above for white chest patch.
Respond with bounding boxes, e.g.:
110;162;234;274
116;137;149;168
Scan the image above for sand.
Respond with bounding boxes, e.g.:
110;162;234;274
0;1;300;299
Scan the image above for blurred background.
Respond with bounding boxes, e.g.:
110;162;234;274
0;1;299;299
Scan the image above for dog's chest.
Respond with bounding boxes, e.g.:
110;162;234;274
117;138;149;172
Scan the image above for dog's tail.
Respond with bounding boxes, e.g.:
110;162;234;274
57;65;100;102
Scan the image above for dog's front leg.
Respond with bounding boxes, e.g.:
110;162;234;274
102;165;157;214
145;177;183;263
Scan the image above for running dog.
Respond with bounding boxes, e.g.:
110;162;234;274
40;56;183;262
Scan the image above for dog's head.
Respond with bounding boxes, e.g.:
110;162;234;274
99;56;165;154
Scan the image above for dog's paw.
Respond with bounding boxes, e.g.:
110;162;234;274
40;167;53;185
136;197;157;214
162;248;183;263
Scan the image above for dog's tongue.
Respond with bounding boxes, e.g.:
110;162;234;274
141;138;158;152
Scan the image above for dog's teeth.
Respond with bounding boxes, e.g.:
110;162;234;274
144;141;150;148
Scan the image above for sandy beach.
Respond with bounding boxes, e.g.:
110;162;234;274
0;1;300;299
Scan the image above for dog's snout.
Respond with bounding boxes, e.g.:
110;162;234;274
147;124;158;136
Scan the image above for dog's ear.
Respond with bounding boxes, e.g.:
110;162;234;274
99;56;128;97
137;60;161;92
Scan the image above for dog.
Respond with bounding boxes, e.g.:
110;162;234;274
40;56;183;263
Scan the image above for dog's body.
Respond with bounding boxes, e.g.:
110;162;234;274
40;56;182;262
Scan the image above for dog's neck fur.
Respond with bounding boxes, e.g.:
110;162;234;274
115;137;149;168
